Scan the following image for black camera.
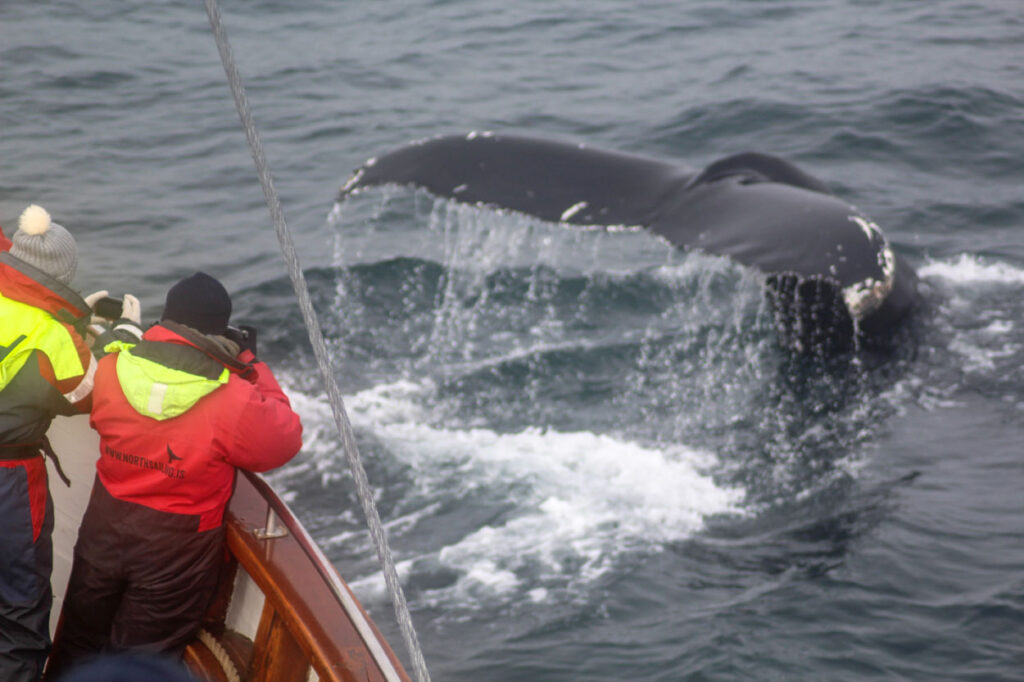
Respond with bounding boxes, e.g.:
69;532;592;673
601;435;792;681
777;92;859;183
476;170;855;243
225;324;258;356
92;296;123;320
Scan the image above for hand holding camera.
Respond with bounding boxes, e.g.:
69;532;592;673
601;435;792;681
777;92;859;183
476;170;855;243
86;292;140;324
225;324;258;358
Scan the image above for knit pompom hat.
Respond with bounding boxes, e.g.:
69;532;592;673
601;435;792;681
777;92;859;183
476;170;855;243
10;204;78;284
161;271;232;335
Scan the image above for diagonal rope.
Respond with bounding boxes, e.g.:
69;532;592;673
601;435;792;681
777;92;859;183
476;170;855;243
201;2;431;681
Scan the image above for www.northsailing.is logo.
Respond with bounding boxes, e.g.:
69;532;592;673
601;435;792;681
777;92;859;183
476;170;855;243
103;444;185;479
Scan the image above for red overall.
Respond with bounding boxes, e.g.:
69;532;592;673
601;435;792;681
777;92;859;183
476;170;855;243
49;323;302;671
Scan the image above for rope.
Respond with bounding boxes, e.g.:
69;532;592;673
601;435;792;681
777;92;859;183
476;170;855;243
197;629;242;682
201;3;432;681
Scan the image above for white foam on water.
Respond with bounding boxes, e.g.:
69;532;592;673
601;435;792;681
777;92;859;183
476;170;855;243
272;388;350;486
919;253;1024;285
325;380;745;606
650;250;748;284
915;254;1024;377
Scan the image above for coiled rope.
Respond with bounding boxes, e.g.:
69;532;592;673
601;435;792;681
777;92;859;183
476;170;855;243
197;629;242;682
201;3;432;681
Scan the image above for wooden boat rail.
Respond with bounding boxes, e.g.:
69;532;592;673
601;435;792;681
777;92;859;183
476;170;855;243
188;470;411;682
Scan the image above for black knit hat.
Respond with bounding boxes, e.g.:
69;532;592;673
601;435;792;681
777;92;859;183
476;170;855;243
161;272;232;335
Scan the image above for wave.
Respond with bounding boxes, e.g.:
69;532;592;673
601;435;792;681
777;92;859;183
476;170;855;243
282;379;744;611
269;204;1024;618
919;253;1024;286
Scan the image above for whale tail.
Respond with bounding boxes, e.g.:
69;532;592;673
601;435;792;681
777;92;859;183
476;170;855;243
766;274;855;354
686;151;832;195
339;133;921;354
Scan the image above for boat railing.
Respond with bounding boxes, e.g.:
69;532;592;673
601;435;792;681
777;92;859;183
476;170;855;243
186;469;411;682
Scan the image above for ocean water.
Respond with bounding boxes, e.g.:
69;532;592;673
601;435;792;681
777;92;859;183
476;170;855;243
3;1;1023;680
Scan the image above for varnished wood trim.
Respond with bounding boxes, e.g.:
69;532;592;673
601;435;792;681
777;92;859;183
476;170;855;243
226;471;411;682
250;604;310;682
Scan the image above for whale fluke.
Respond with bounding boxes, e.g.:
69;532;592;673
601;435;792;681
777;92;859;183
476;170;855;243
340;132;920;353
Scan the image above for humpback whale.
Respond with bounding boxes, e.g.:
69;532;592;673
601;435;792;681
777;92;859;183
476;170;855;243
339;132;920;353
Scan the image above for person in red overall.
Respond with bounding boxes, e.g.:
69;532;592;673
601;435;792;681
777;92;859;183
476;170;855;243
0;205;141;682
47;272;303;675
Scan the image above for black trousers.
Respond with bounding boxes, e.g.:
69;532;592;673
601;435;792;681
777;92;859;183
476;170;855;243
0;461;53;682
46;479;224;678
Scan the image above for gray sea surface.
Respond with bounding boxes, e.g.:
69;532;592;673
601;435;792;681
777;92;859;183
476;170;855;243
3;1;1023;679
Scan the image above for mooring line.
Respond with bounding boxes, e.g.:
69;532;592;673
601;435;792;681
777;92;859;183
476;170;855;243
201;2;431;680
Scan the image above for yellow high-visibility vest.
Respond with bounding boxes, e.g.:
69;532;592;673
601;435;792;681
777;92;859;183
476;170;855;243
104;341;229;421
0;292;89;399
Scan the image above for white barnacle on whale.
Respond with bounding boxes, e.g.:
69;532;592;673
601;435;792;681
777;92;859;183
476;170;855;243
339;168;366;194
560;201;588;222
842;215;896;319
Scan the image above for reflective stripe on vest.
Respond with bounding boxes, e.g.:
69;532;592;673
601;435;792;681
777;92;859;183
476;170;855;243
105;340;230;421
0;292;86;392
64;353;97;404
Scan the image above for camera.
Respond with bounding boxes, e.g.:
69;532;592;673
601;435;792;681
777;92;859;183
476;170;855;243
225;324;258;356
92;296;123;320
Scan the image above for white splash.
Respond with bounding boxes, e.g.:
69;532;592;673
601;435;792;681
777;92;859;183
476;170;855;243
335;380;745;603
915;254;1024;375
919;253;1024;285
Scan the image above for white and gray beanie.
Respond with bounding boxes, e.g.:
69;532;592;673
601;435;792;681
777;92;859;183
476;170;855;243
10;204;78;284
